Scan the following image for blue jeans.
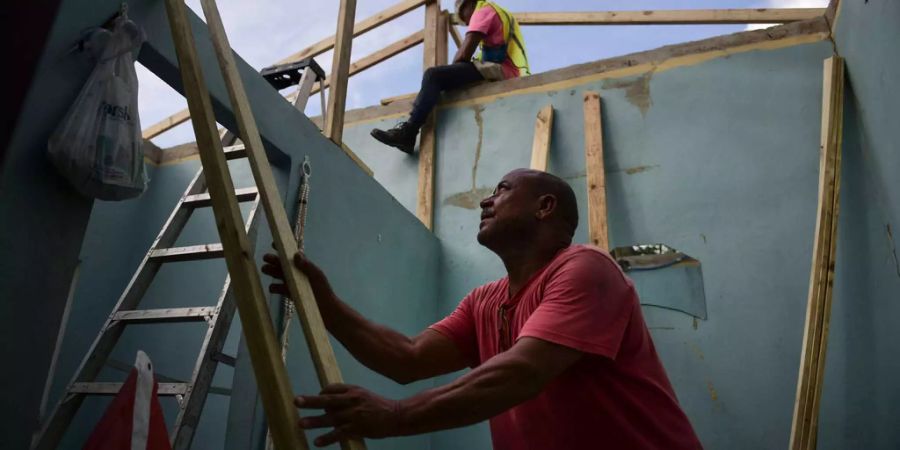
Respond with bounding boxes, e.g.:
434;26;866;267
409;62;484;127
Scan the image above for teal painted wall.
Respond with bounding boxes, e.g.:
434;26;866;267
819;1;900;448
29;0;440;449
343;39;859;450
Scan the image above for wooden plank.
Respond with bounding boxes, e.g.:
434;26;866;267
380;92;417;106
143;107;191;140
324;0;357;144
275;0;425;65
164;0;308;449
306;30;425;97
503;9;824;25
529;104;554;171
789;56;844;450
416;0;444;230
197;1;365;449
449;21;464;49
583;92;608;251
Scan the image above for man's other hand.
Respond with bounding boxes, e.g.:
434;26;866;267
295;384;405;447
261;251;335;303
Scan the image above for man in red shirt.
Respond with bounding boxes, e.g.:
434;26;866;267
370;0;529;154
263;169;702;449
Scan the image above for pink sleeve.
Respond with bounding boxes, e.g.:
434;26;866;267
466;6;499;36
429;291;479;367
518;250;634;360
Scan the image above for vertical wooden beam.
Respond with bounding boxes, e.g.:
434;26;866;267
197;1;366;449
790;56;844;450
416;0;444;230
583;92;609;251
324;0;357;144
162;0;307;449
530;105;554;171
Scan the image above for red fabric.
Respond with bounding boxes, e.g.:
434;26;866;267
83;369;172;450
466;6;520;79
431;245;702;450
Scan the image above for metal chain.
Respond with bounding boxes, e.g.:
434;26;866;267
265;156;311;450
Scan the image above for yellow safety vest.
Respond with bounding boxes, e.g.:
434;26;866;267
473;1;530;77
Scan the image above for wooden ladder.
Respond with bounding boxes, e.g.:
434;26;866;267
161;0;366;448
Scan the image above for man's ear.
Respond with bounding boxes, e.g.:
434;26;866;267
536;194;557;220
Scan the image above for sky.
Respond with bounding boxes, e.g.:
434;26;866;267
138;0;828;147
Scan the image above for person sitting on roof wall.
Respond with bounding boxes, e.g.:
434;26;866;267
262;169;703;450
369;0;530;154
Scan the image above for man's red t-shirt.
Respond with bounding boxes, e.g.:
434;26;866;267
430;245;702;450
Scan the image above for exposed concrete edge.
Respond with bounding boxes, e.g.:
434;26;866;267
334;16;830;126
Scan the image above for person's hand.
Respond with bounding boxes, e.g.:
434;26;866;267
261;251;335;303
295;384;405;447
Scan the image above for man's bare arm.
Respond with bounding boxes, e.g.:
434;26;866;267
263;253;469;384
453;31;484;64
396;337;582;434
294;337;583;446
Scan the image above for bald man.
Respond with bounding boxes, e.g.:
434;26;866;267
263;169;702;449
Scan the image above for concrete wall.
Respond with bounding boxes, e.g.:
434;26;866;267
343;36;852;449
819;1;900;448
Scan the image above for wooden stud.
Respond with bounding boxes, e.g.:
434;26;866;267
143;107;191;140
304;30;425;98
163;0;307;449
583;92;609;251
276;0;425;65
416;0;445;230
197;1;367;449
448;19;464;49
380;92;417;106
324;0;357;144
789;56;844;450
529;104;554;171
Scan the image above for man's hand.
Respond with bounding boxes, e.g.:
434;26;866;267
296;384;405;447
262;252;334;303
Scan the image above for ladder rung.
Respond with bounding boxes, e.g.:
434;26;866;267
211;352;237;367
112;307;217;324
224;144;246;160
183;187;258;208
149;244;224;263
69;382;189;396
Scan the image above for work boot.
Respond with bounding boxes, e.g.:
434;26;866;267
370;121;419;155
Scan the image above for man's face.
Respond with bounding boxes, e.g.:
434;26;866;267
460;3;476;25
477;170;538;248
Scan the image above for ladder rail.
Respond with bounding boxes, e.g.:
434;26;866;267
31;169;208;450
171;195;261;449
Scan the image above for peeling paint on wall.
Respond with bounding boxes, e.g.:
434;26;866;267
602;71;654;116
887;223;900;279
444;106;490;210
707;381;719;402
624;164;660;175
445;187;494;210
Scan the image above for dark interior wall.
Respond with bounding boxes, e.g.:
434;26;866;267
819;1;900;448
0;0;127;446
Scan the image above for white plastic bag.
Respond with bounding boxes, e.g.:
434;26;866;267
48;12;148;200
